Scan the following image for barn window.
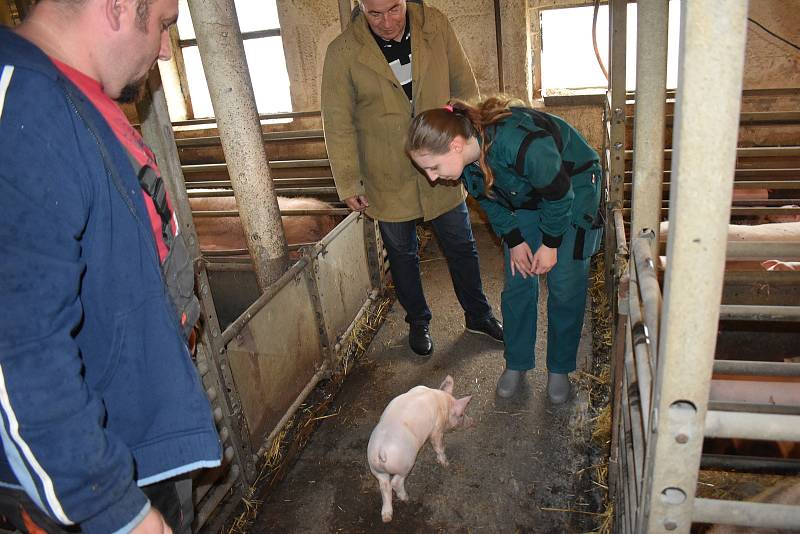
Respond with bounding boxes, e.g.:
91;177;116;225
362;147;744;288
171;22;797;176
175;0;292;119
536;0;681;95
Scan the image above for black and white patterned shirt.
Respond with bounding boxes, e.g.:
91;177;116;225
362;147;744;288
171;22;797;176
370;14;412;101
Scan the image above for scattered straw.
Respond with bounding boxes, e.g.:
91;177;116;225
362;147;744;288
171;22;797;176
586;502;613;534
540;507;604;516
579;370;606;385
594;464;608;488
303;408;341;427
591;405;611;446
582;252;615;533
223;295;392;534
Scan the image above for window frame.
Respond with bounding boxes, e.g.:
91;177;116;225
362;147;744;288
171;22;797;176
170;3;290;122
530;0;680;102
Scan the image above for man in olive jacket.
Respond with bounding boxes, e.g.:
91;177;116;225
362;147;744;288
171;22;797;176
321;0;502;356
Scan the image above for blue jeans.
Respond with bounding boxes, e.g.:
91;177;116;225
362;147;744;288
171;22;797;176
378;202;493;326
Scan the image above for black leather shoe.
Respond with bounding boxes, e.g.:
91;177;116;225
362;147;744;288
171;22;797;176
465;316;504;343
408;324;433;356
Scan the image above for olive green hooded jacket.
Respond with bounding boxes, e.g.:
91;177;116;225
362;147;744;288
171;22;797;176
321;2;478;222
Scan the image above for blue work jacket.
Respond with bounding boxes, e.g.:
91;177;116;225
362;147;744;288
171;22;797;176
0;28;221;534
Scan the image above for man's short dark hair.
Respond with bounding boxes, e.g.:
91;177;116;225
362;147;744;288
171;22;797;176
49;0;152;30
135;0;155;32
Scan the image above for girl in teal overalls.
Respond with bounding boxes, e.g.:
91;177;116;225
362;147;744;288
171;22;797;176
406;97;602;402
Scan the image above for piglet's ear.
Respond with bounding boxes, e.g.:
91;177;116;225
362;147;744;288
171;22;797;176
439;375;454;394
453;395;472;416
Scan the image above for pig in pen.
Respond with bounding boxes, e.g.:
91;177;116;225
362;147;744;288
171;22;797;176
189;194;344;259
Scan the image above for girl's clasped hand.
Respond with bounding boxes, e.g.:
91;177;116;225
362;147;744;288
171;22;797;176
509;242;556;277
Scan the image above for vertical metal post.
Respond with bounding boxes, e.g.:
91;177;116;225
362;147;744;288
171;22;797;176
640;2;749;532
186;0;288;291
607;312;626;523
136;69;256;483
607;0;627;210
604;0;628;309
630;0;669;259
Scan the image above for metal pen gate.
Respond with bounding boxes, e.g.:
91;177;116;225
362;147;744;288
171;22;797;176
603;1;800;532
137;25;386;534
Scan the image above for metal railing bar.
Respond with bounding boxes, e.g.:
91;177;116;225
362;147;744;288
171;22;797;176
705;411;800;441
712;359;800;377
171;110;321;128
627;272;653;433
185;177;335;189
191;208;350;217
693;498;800;530
700;453;800;474
187;187;339;198
725;241;800;260
632;234;661;358
708;400;800;416
176;129;324;147
628;207;800;216
622;336;646;494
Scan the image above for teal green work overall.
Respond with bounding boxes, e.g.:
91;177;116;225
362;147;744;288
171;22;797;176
462;108;603;372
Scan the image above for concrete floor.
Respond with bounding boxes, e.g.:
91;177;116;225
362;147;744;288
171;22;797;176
252;222;597;533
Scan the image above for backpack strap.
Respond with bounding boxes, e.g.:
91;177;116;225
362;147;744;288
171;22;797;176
136;160;174;250
511;108;595;195
58;76;198;339
511;108;564;176
514;130;550;176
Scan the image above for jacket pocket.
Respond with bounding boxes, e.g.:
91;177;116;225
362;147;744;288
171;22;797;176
99;295;201;440
573;224;604;260
570;170;602;229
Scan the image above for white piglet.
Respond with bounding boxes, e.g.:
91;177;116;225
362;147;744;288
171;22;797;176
367;375;474;523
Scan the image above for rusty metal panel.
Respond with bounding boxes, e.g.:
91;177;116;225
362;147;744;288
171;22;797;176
315;215;373;353
226;268;324;449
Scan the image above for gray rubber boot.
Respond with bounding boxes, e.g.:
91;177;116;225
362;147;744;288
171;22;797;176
547;372;571;404
496;369;525;398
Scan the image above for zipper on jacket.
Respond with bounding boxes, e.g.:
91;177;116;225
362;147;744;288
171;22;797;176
64;87;189;341
62;86;162;269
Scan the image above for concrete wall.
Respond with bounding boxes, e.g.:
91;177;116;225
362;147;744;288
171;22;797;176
428;0;499;96
276;0;343;112
276;0;512;112
169;0;798;153
545;104;604;153
744;0;800;89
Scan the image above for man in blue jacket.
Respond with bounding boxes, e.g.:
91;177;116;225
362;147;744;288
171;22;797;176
0;0;221;532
